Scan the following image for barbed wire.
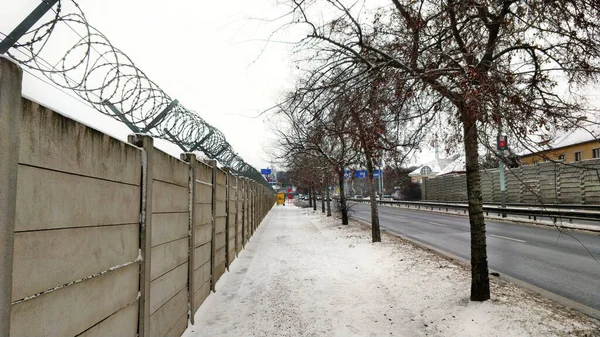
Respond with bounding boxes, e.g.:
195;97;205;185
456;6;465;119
1;0;268;184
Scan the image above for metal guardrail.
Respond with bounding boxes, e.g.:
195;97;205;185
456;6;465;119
346;198;600;223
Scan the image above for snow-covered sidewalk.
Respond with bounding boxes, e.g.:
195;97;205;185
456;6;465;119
183;205;599;337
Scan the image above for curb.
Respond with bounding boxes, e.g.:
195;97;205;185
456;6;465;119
350;216;600;321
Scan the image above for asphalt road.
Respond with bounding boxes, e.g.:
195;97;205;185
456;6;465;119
350;202;600;312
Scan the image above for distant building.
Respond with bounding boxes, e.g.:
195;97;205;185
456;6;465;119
409;154;458;183
436;156;466;176
520;127;600;164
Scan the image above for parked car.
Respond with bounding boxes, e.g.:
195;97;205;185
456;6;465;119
353;195;362;199
382;195;393;201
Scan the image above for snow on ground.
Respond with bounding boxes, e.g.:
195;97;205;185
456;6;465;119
182;204;600;337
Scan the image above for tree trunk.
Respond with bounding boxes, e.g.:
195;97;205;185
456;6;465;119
321;187;326;213
312;187;317;211
463;117;490;301
338;167;349;225
366;158;381;243
326;184;331;217
309;188;313;207
349;108;381;243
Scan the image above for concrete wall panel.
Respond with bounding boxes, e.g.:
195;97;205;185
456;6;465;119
153;149;188;187
149;288;188;337
214;262;226;284
165;312;188;337
19;99;141;185
215;232;226;251
15;165;139;231
10;264;138;337
195;182;212;203
150;262;188;314
215;247;226;267
214;168;227;185
12;224;138;301
151;212;188;248
195;183;213;204
193;261;211;292
195;163;213;186
194;223;212;247
150;238;188;281
194;203;212;226
79;302;138;337
216;188;227;205
194;243;211;270
152;180;188;213
193;281;210;312
215;217;226;235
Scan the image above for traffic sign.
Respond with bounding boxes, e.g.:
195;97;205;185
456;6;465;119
355;170;367;178
261;168;272;175
353;169;381;179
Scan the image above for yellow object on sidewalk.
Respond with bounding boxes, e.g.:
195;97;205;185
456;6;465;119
276;192;286;205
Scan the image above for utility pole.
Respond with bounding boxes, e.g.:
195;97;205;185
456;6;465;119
498;115;507;217
380;163;384;196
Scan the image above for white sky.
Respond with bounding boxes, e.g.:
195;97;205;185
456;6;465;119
0;0;298;170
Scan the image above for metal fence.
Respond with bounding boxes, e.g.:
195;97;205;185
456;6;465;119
422;159;600;205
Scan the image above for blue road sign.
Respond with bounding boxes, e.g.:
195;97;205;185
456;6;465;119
261;168;272;175
355;170;367;178
344;170;350;179
351;169;381;179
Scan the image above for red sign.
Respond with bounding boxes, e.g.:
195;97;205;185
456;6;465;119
288;193;293;199
287;188;292;193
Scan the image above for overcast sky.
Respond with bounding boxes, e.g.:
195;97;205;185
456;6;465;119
0;0;299;170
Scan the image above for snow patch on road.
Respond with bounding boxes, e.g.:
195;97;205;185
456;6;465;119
182;206;599;337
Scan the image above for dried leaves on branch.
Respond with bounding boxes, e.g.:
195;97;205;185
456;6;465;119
273;0;600;301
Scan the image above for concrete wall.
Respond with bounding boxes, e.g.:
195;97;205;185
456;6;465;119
0;60;276;337
11;99;141;337
190;158;213;315
227;173;238;266
422;159;600;204
236;178;244;255
213;168;227;284
149;149;190;337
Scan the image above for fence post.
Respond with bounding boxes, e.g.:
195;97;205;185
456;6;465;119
0;57;22;337
127;134;154;337
248;182;252;236
233;175;239;257
246;179;250;242
206;159;217;292
223;168;230;271
259;186;263;223
252;183;257;233
241;178;246;248
180;153;196;325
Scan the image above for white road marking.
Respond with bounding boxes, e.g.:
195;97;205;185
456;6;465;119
490;234;526;243
427;222;448;227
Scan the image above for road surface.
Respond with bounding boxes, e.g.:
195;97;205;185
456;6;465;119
350;202;600;312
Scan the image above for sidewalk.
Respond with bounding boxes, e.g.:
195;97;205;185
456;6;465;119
183;205;599;337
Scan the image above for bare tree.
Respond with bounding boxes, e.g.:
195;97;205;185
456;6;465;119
276;0;600;301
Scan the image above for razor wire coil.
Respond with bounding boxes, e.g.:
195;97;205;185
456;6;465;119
1;0;267;183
